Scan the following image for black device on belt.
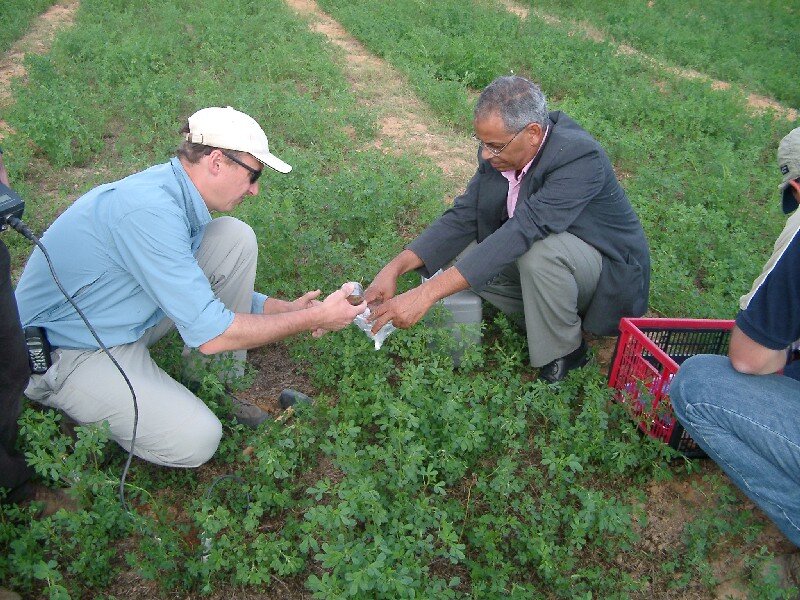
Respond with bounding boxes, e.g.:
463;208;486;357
0;181;25;230
24;326;52;374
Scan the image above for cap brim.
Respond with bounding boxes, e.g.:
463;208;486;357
254;151;292;174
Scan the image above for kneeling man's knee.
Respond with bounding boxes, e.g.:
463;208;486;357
212;216;257;251
173;413;223;468
671;354;728;415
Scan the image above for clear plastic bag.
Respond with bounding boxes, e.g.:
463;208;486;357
353;307;396;350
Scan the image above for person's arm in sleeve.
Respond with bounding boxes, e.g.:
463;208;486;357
732;218;800;374
111;208;365;354
404;159;485;278
456;144;605;290
200;283;363;354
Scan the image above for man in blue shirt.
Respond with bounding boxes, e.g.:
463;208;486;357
15;107;366;468
672;127;800;588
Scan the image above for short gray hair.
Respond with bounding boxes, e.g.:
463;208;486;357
474;76;548;132
176;122;249;164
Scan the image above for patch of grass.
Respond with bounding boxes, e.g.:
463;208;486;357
0;0;59;54
522;0;800;109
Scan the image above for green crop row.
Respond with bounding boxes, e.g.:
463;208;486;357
524;0;800;110
1;0;442;288
316;0;797;320
0;0;790;598
0;0;59;55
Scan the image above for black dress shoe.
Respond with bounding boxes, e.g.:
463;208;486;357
538;340;589;383
230;395;271;427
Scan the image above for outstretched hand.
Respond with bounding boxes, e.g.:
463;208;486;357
364;270;398;309
290;289;322;311
311;282;367;338
368;286;433;334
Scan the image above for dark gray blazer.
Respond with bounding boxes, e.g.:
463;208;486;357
407;111;650;336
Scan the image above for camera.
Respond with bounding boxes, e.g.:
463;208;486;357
0;181;24;231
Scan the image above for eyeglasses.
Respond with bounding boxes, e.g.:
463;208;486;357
472;124;528;157
221;151;262;184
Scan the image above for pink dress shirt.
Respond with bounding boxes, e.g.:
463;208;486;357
500;125;550;217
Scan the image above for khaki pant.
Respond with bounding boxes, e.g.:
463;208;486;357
25;217;257;467
465;232;602;367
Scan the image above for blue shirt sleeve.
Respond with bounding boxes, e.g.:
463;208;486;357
252;292;268;314
109;206;234;348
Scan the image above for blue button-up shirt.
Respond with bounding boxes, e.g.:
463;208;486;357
16;158;266;349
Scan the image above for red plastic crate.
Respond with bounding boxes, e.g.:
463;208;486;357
607;318;735;458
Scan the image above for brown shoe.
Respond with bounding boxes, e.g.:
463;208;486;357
11;482;78;518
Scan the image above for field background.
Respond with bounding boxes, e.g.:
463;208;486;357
0;0;798;598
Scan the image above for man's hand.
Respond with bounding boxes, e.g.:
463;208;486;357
368;265;470;334
262;290;322;315
311;282;367;338
364;269;398;308
290;289;322;311
365;249;425;308
368;285;435;333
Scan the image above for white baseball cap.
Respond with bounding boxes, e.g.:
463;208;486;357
185;106;292;174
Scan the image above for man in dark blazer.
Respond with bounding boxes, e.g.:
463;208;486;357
366;76;650;382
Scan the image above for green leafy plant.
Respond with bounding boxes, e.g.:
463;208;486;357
1;0;790;597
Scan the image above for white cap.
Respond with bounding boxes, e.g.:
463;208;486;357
185;106;292;174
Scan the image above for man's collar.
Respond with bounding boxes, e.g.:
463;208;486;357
170;157;211;233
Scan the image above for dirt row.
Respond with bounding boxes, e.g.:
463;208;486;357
284;0;476;195
0;1;80;139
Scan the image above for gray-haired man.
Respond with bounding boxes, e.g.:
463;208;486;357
366;76;650;381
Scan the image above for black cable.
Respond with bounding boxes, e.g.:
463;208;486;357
6;216;138;512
